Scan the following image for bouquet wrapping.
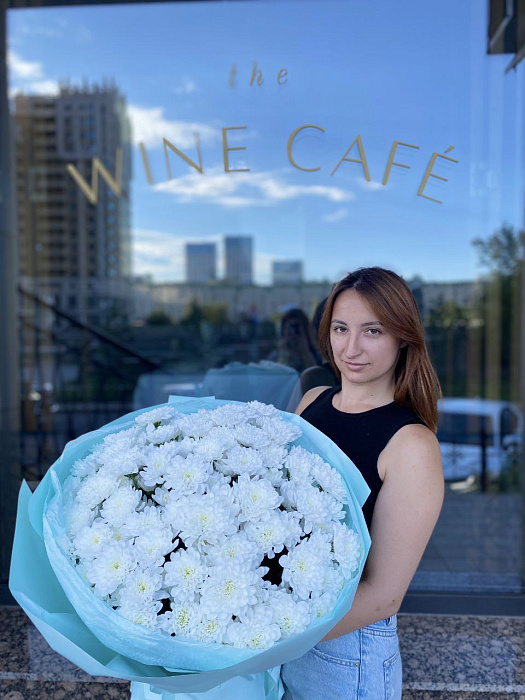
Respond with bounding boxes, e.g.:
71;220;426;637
9;396;371;699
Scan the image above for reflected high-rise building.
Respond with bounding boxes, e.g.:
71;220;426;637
14;82;132;325
224;235;253;284
272;260;303;285
186;243;217;283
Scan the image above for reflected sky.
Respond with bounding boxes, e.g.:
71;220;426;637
7;0;524;283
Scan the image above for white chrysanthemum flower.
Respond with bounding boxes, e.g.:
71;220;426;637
199;561;263;622
97;444;145;478
247;400;281;421
218;445;266;477
260;443;288;470
100;483;142;527
103;426;141;446
62;472;85;503
138;441;182;488
107;525;133;544
279;538;330;600
332;523;362;578
193;435;229;462
162;454;212;495
206;532;261;570
118;567;164;606
134;526;176;567
172;493;239;550
233;474;282;523
163;603;202;638
259;416;302;446
226;607;281;649
178;411;214;439
232;423;271;449
295;484;341;534
269;592;311;637
285;446;314;484
134;406;176;427
321;564;346;598
309;591;339;620
70;453;100;479
75;472;116;509
311;460;349;504
204;471;233;493
120;504;165;538
73;519;113;560
243;510;289;558
262;467;286;489
101;429;147;462
192;615;225;644
151;486;171;507
144;422;181;445
164;548;207;601
86;542;137;597
277;509;304;550
117;599;162;629
209;404;251;427
279;480;298;510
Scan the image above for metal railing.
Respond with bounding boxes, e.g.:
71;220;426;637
19;286;161;480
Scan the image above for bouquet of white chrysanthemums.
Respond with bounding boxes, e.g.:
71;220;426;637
10;396;371;700
64;400;361;650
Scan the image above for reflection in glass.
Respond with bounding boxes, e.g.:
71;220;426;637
4;0;524;595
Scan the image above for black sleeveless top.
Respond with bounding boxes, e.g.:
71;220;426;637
301;386;425;529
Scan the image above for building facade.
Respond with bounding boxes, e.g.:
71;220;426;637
14;83;133;326
224;235;253;284
272;260;303;285
185;242;217;283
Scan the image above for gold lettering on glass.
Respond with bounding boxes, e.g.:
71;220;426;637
417;146;459;204
287;124;325;172
222;126;250;173
382;141;420;186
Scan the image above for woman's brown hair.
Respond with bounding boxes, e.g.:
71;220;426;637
318;267;441;432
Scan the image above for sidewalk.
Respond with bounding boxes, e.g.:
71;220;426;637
1;606;524;699
412;491;522;594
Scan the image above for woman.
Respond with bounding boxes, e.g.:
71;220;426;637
281;267;444;700
268;308;321;373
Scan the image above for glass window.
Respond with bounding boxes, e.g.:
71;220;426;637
437;411;495;447
4;0;525;602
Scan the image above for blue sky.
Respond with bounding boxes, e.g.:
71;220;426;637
7;0;525;284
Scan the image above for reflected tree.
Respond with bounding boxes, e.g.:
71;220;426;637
471;225;523;401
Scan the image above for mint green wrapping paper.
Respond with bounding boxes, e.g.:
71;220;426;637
10;396;371;699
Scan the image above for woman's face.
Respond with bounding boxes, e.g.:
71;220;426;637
330;289;403;389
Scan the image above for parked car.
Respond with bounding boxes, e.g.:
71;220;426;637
437;398;523;481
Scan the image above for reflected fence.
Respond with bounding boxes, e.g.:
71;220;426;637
19;283;523;496
19;286;161;480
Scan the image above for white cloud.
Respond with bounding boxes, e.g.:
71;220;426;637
321;208;349;223
12;17;93;43
128;104;220;149
26;80;60;96
358;177;383;191
7;50;43;79
153;167;355;208
132;228;273;284
173;78;200;95
132;229;187;282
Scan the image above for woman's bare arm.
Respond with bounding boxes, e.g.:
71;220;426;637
322;423;444;641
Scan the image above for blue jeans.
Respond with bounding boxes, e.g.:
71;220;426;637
281;616;402;700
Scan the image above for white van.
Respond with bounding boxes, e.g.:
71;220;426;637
437;398;523;481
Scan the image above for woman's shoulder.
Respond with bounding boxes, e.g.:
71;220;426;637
380;422;443;481
294;385;333;415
